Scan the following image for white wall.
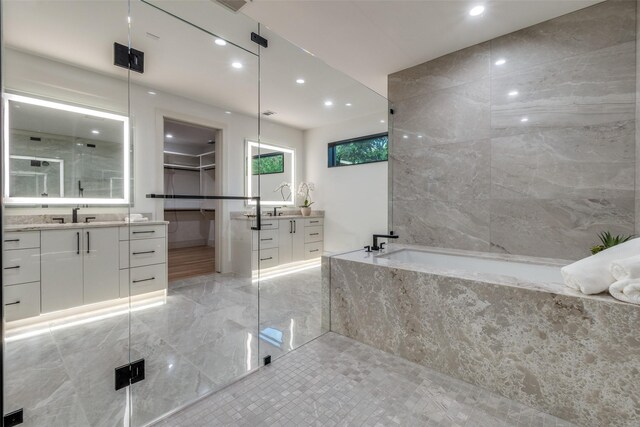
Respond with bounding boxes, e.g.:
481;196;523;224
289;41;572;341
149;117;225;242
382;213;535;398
304;113;388;253
4;49;305;271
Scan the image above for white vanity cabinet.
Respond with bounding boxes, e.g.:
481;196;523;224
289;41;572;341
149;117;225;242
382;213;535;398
278;218;305;265
83;228;120;305
2;231;41;321
119;224;168;297
41;229;85;313
252;216;324;269
41;227;120;312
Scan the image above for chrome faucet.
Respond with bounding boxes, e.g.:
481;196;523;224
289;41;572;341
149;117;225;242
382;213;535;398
372;231;399;251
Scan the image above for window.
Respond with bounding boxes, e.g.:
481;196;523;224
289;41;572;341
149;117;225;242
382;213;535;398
328;133;388;167
252;152;284;175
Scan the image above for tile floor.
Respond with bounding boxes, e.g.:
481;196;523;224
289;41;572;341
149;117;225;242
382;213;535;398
154;333;577;427
4;263;323;427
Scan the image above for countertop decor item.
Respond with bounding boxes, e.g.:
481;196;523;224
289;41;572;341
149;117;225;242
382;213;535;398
274;181;292;202
298;182;315;216
591;231;634;255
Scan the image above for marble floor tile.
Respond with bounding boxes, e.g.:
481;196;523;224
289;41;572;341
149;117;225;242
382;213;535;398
4;267;323;426
154;332;577;427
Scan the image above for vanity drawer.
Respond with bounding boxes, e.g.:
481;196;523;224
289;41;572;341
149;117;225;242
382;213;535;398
253;229;278;250
126;238;166;268
304;242;323;260
4;281;40;321
304;218;323;227
120;224;166;241
3;248;40;286
126;264;167;297
3;231;40;250
253;248;279;270
304;226;323;243
255;219;279;230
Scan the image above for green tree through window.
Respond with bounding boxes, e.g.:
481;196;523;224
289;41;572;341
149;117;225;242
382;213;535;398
252;152;284;175
328;133;388;167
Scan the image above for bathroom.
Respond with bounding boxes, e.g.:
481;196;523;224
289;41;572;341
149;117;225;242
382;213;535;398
1;0;639;426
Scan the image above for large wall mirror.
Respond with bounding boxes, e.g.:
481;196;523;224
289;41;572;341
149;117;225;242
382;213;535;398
246;140;295;206
3;93;130;205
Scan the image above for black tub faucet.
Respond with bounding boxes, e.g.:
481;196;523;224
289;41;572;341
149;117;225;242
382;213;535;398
372;231;399;251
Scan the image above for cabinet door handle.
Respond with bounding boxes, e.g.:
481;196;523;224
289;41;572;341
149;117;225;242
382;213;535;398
310;220;319;224
132;250;155;255
4;266;20;270
260;256;273;261
310;249;319;253
289;220;293;234
293;220;297;233
260;238;273;241
5;300;20;306
132;230;155;234
76;232;80;255
310;233;319;236
133;277;155;283
4;239;19;242
87;231;90;254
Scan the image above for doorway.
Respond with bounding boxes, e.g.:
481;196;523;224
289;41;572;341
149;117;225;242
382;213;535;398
163;118;218;282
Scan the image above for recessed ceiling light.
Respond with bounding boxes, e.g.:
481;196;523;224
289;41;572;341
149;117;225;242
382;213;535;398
324;100;333;107
508;90;519;97
225;111;232;114
215;38;227;46
147;91;156;95
380;120;385;123
166;133;173;138
345;103;352;107
418;135;423;139
520;117;529;122
91;130;100;134
495;58;506;66
231;62;243;69
469;5;485;16
296;78;305;84
403;135;409;139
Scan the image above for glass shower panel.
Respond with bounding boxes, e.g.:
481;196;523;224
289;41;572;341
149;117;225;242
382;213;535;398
256;26;389;362
2;1;132;426
127;1;260;425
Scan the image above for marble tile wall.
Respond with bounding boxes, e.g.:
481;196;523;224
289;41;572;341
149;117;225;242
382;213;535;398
389;0;637;260
329;256;640;427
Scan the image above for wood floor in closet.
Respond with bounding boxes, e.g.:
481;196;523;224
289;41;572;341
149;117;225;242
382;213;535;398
168;245;215;282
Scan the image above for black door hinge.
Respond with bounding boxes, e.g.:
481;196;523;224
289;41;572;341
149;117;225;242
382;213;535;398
114;42;145;74
251;32;268;48
115;358;145;391
3;409;23;427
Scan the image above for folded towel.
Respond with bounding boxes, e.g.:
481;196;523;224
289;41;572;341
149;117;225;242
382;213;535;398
561;237;640;294
610;255;640;281
609;279;640;304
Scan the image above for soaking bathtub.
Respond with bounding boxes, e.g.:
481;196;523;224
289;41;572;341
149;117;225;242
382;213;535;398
324;244;640;427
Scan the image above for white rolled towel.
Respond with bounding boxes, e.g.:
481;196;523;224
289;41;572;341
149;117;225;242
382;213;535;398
609;279;640;304
561;237;640;294
610;255;640;281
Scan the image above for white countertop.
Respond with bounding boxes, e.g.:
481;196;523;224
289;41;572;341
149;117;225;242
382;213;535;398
5;221;169;232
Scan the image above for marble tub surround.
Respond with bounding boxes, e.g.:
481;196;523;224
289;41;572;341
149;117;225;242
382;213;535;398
389;0;637;260
328;246;640;427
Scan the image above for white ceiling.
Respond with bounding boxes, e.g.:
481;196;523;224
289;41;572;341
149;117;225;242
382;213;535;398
3;0;386;131
242;0;602;96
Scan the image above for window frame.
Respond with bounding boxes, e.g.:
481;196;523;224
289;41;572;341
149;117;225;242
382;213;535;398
327;132;388;168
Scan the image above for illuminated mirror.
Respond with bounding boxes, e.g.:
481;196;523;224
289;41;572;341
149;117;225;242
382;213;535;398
247;140;295;206
3;93;130;205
